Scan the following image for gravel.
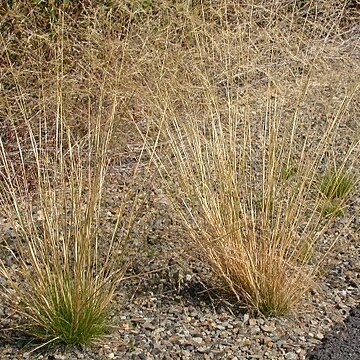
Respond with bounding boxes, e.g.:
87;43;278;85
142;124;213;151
0;173;358;359
308;304;360;360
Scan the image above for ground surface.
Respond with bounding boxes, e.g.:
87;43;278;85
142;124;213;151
309;303;360;360
0;174;358;359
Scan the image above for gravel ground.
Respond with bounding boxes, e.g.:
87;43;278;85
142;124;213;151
308;303;360;360
0;173;358;359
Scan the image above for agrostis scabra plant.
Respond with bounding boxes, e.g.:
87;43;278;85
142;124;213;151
152;82;358;316
318;167;356;218
143;11;360;313
137;0;360;317
0;87;141;346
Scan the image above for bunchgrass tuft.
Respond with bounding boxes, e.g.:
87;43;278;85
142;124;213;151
28;279;112;345
142;1;360;315
152;88;358;316
318;168;355;218
0;66;140;347
320;169;355;200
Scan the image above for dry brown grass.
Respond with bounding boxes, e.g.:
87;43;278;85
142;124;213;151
0;0;359;339
136;1;360;315
0;7;144;345
0;76;143;345
149;78;358;315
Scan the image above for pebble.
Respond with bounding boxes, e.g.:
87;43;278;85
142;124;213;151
216;324;226;330
197;346;208;353
261;325;276;333
191;337;203;345
249;318;257;326
250;326;261;334
143;322;156;330
243;313;250;323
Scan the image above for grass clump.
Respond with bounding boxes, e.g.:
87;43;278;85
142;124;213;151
152;86;358;316
318;168;355;218
320;169;355;200
0;83;139;347
142;1;360;315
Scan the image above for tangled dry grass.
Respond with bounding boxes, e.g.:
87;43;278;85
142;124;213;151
0;0;359;348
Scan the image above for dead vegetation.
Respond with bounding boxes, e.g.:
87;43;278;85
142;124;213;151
0;0;359;346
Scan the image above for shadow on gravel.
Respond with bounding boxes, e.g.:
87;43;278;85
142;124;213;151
179;280;247;316
0;330;85;358
307;303;360;360
179;280;220;305
0;330;39;355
